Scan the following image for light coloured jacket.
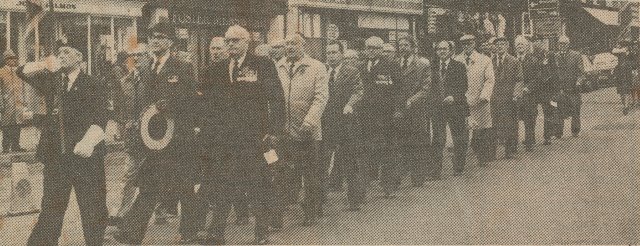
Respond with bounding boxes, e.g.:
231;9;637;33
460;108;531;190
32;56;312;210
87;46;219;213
0;66;27;126
276;55;329;141
456;51;495;130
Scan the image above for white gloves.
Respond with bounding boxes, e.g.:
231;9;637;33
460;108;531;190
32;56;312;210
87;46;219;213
74;125;105;158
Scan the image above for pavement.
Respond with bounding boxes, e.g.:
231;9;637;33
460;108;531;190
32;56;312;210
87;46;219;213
0;88;638;245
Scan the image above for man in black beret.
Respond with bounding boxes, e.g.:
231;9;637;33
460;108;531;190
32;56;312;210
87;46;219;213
17;40;110;246
113;21;201;244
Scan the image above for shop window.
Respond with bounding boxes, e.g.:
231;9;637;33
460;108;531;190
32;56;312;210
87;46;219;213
114;18;136;55
9;12;27;62
1;12;7;66
91;16;112;76
57;14;88;62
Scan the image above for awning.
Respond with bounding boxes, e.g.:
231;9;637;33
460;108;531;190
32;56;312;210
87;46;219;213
291;0;422;15
0;0;145;17
583;7;618;26
147;0;287;16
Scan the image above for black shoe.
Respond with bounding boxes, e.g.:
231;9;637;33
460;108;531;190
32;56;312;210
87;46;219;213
154;216;168;225
543;139;551;145
201;235;225;245
525;145;533;152
477;161;487;167
452;170;464;176
252;236;269;245
235;217;249;225
113;231;137;245
270;216;284;232
412;182;424;188
382;191;396;199
623;107;629;115
108;216;122;227
302;216;317;227
572;132;579;138
316;207;324;218
426;176;441;182
177;237;197;245
347;204;361;212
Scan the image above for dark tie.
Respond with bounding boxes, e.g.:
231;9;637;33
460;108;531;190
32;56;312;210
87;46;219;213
439;61;446;97
232;58;240;82
289;62;296;78
402;56;409;71
152;60;160;74
466;56;471;66
329;68;336;86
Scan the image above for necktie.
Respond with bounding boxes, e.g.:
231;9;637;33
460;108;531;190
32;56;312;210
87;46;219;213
289;62;296;78
329;67;336;86
152;60;161;74
232;58;240;82
439;61;446;97
466;56;471;66
402;56;409;71
368;60;374;72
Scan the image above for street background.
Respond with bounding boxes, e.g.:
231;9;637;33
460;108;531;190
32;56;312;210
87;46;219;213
0;87;638;245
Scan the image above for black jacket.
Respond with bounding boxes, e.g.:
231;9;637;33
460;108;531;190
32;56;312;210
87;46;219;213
17;67;109;162
198;54;285;149
430;59;469;117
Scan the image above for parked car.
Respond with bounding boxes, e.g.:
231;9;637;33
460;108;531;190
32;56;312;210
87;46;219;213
582;52;618;92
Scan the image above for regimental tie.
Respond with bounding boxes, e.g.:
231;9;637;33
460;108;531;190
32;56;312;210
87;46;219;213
232;58;240;83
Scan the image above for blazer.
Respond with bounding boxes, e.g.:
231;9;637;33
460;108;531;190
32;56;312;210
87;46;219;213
276;55;329;141
199;54;285;148
456;51;495;130
358;57;402;118
430;58;469;117
322;63;363;142
17;66;109;162
492;53;524;104
396;54;432;116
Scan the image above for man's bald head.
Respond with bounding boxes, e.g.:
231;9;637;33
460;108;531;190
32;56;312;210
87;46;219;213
209;37;228;63
225;25;250;57
285;33;306;60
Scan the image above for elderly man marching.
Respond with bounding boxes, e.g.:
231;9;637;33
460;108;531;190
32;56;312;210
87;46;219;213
394;36;433;186
17;41;109;246
275;33;329;226
199;25;285;244
456;35;496;166
358;36;402;197
491;37;524;159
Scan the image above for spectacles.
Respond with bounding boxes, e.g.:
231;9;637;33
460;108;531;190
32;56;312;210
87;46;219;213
225;38;243;44
365;46;382;50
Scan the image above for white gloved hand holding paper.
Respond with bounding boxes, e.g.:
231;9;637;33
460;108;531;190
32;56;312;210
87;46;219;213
73;125;105;158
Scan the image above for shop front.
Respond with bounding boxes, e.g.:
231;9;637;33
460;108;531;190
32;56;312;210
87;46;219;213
0;0;143;117
143;0;288;76
287;0;422;59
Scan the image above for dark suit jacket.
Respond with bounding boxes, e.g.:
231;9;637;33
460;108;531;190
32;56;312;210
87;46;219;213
555;50;584;93
430;58;469;117
198;54;285;149
358;57;402;119
17;67;109;162
322;63;363;143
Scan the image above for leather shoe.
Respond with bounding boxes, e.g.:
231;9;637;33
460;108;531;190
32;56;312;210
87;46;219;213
201;235;225;245
252;236;269;245
302;216;317;227
235;217;249;225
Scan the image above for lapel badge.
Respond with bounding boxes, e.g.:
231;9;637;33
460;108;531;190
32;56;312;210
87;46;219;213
168;75;179;83
238;67;258;82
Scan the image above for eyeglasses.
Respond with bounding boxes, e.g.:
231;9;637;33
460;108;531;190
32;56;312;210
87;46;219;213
225;38;243;44
365;46;382;50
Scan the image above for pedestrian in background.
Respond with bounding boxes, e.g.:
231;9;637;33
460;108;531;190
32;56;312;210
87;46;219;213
0;49;28;152
491;37;524;159
456;35;495;166
554;35;584;138
612;45;635;115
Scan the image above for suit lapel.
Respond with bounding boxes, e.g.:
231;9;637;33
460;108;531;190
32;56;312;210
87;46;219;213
403;56;418;76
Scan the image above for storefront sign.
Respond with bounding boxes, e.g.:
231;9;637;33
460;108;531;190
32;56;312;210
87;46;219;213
529;0;561;38
0;0;144;17
291;0;422;15
358;13;410;30
528;0;559;10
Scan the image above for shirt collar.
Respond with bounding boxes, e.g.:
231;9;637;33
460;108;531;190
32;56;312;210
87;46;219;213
153;50;170;71
67;68;81;90
231;52;247;67
440;58;451;67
